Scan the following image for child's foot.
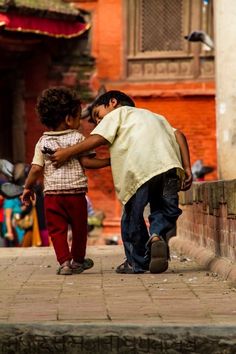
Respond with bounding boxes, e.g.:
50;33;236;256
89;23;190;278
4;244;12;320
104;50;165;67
57;261;72;275
116;260;133;274
149;235;168;273
71;258;94;274
116;260;146;274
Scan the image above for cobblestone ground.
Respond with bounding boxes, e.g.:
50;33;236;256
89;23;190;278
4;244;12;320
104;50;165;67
0;245;235;325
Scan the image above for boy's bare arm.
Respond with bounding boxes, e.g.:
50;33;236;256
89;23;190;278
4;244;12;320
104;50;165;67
51;134;108;167
24;164;43;190
22;164;43;205
80;156;111;169
174;129;193;191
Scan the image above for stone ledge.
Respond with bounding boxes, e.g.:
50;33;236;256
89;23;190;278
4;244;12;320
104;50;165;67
179;180;236;217
170;237;236;284
0;323;235;354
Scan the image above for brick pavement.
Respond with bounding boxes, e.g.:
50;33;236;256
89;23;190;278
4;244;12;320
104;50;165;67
0;246;236;353
0;245;235;325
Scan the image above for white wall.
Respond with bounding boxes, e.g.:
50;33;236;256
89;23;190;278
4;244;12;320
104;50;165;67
215;0;236;179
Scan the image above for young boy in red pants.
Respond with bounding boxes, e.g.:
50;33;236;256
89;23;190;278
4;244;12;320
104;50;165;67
22;87;110;275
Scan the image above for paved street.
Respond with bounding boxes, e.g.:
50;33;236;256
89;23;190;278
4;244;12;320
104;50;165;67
0;245;235;353
0;245;235;325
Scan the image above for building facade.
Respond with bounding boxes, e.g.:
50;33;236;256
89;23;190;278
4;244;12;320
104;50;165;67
0;0;217;226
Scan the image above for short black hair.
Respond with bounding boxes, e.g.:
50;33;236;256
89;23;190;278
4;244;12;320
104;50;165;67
91;90;135;111
36;87;81;129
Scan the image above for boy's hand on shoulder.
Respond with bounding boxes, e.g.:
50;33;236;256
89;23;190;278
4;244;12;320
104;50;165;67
50;148;71;167
181;167;193;191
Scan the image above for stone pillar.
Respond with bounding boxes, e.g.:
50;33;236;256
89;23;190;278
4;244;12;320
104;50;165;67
215;0;236;179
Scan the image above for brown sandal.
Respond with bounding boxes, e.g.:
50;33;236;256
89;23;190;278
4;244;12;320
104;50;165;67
57;261;72;275
71;258;94;274
116;260;133;274
116;260;145;274
149;237;168;274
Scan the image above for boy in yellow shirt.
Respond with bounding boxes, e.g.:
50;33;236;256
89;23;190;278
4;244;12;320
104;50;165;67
51;90;192;274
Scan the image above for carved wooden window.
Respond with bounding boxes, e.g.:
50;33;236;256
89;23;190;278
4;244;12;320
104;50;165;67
126;0;214;81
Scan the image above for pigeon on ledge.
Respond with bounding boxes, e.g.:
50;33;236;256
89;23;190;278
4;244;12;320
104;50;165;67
184;31;214;50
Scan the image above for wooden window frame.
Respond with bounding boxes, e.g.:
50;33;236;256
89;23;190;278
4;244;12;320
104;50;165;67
125;0;214;81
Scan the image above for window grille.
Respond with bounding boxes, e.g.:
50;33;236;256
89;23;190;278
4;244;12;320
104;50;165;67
141;0;184;52
126;0;214;81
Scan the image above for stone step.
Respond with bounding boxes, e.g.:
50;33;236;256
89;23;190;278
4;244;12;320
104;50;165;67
0;323;235;353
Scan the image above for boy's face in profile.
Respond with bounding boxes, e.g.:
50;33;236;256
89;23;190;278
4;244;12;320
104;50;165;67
91;98;119;125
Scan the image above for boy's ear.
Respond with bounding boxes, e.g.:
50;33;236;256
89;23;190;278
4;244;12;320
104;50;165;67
110;98;118;108
65;115;72;127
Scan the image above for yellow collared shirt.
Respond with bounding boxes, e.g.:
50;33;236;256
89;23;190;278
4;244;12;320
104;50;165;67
91;106;184;205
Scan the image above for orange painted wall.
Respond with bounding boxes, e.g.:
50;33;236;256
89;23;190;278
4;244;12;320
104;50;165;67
135;96;217;178
75;0;124;84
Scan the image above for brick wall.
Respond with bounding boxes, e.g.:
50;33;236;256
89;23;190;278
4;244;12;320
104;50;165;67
177;181;236;263
135;95;217;181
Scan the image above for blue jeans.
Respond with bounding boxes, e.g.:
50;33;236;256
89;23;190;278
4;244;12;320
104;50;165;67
121;169;182;272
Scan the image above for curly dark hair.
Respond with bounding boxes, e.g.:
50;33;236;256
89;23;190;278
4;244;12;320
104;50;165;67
36;87;81;129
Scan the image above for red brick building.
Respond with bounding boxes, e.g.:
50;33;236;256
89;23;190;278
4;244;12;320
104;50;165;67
0;0;217;229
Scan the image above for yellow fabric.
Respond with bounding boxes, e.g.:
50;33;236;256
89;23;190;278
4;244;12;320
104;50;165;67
31;207;42;247
21;207;41;247
91;106;184;205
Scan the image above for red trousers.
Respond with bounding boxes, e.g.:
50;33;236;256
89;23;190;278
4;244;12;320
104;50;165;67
44;194;88;265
